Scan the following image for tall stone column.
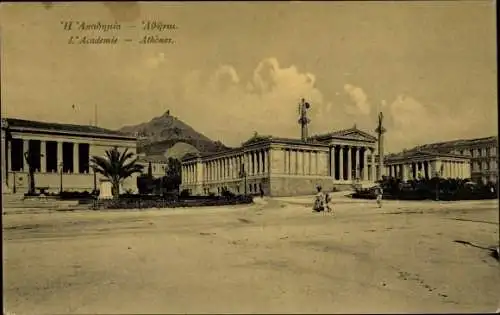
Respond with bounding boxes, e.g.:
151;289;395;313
354;147;360;180
346;146;352;181
57;141;63;173
254;152;258;175
311;151;316;175
363;148;368;181
296;150;302;175
330;146;336;178
307;151;313;175
289;150;295;175
73;143;79;174
370;150;375;181
304;150;309;175
40;140;46;173
339;146;344;180
266;149;271;176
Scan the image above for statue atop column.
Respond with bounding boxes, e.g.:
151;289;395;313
375;111;387;180
298;98;311;142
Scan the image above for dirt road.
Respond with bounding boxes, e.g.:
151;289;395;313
3;197;499;314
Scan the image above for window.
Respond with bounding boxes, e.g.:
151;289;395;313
46;141;58;173
78;143;89;173
62;142;74;173
28;140;41;172
10;138;23;171
491;160;497;170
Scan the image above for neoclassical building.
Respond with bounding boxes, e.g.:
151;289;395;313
406;136;498;184
181;126;379;197
381;150;471;181
1;118;139;194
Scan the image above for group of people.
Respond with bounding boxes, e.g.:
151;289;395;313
313;186;333;213
313;184;384;213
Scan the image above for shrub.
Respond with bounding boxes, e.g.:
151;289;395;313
352;177;498;201
92;194;253;210
180;189;191;198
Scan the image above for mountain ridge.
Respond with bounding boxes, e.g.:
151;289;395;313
117;110;229;157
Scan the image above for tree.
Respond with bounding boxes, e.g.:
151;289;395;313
90;147;144;198
147;161;153;178
165;157;182;191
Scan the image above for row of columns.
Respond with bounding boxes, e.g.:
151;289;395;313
182;145;379;185
329;145;375;181
385;159;470;180
182;149;270;184
6;138;86;174
282;148;321;176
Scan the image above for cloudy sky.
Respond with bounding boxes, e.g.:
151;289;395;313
0;1;497;153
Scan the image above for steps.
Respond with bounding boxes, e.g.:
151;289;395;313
2;193;89;212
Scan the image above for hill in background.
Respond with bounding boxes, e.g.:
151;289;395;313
117;110;229;157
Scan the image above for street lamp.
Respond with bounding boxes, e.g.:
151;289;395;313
239;163;247;196
435;170;440;201
59;162;64;194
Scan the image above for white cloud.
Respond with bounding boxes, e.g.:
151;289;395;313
174;57;328;145
343;84;370;115
171;58;480;152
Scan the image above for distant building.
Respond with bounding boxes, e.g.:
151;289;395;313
136;154;169;177
397;136;498;184
381;150;471;181
1;118;139;194
180;126;378;197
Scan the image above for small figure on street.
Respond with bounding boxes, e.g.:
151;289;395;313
323;191;334;216
259;184;264;198
375;185;383;208
313;185;325;212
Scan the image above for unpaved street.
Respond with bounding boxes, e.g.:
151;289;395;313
3;197;499;314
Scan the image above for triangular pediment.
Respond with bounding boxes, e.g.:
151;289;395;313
311;127;377;143
340;130;376;142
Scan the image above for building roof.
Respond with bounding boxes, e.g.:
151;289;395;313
409;136;498;152
3;118;136;140
383;149;470;162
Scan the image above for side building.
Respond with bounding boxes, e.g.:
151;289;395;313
136;154;170;178
180;127;378;197
399;136;498;184
1;118;139;194
381;150;471;180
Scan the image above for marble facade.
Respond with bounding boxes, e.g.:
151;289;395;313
1;118;139;194
181;127;378;197
380;150;471;180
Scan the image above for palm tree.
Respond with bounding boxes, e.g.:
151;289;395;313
90;147;144;198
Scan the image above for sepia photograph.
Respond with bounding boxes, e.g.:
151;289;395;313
1;1;499;314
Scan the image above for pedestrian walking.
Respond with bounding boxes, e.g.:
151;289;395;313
376;185;383;208
324;192;333;215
